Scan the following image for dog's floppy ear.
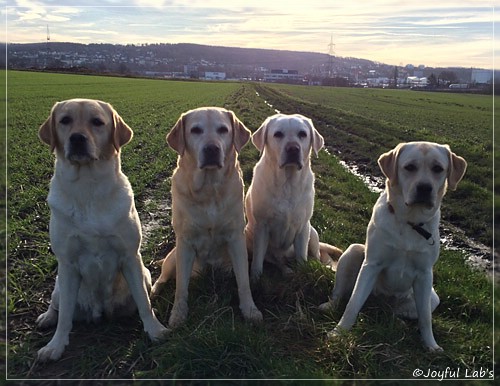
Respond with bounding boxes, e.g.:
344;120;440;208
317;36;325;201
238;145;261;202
227;110;251;153
252;116;273;153
304;117;324;156
109;103;133;151
378;143;404;187
446;146;467;190
167;113;186;155
39;102;60;153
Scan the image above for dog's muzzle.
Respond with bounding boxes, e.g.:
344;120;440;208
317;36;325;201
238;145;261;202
409;183;434;208
280;143;303;169
67;133;95;164
200;144;222;169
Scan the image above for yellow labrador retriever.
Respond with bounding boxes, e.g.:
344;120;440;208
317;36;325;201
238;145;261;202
319;141;467;352
151;107;262;328
36;99;168;361
245;113;342;280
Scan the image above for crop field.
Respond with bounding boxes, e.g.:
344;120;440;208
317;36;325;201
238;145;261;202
5;70;496;381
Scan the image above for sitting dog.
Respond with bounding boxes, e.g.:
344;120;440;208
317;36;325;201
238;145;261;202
36;99;168;361
319;141;467;352
245;113;342;280
151;107;262;328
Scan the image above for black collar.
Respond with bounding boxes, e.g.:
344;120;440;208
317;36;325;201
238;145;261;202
387;203;435;245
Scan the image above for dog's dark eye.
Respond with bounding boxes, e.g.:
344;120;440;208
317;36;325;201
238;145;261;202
274;131;284;139
91;118;105;127
217;126;228;134
191;126;203;134
60;116;72;125
298;130;307;139
404;164;417;172
432;165;444;173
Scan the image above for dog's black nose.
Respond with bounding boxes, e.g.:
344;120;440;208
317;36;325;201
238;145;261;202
201;144;222;168
203;144;220;157
69;133;87;145
286;143;300;155
416;183;433;195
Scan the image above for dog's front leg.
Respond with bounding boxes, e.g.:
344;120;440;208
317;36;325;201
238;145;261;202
414;270;442;352
251;224;269;280
37;262;80;361
169;240;196;328
294;223;310;262
122;253;168;340
227;234;263;323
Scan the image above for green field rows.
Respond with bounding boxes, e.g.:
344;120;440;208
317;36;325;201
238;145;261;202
5;70;495;380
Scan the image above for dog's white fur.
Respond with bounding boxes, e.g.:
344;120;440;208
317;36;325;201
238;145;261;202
151;107;262;327
319;141;467;352
245;113;342;279
36;99;168;361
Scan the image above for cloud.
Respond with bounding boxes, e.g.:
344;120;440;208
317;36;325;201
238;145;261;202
8;1;83;23
5;1;496;68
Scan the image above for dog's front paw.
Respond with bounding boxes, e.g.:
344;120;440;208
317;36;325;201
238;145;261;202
326;329;339;340
426;344;444;353
318;300;336;313
36;309;58;329
250;268;263;282
37;340;67;362
326;325;347;340
168;302;188;329
145;319;170;341
242;305;263;324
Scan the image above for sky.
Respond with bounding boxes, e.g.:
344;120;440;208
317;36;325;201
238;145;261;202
3;0;499;69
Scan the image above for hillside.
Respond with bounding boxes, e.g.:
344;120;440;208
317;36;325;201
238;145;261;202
4;42;481;83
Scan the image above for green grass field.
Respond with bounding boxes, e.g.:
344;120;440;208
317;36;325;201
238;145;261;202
5;70;496;381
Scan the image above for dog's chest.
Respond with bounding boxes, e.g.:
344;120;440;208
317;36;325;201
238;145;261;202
180;195;244;252
265;201;308;250
63;233;123;269
49;178;132;235
48;184;139;266
376;253;425;294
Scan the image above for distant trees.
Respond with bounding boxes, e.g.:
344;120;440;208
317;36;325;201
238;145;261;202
322;77;349;87
438;70;458;85
427;73;438;87
426;71;458;88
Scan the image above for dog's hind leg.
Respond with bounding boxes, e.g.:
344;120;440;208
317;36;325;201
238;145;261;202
151;248;176;299
319;244;365;312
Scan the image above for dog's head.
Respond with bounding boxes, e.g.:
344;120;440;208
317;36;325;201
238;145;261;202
378;141;467;210
39;99;132;165
252;114;324;170
167;107;251;170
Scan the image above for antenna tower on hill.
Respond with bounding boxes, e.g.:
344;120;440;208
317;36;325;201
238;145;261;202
327;34;335;77
46;25;50;53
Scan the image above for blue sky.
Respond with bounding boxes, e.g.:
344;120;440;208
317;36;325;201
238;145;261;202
4;1;498;69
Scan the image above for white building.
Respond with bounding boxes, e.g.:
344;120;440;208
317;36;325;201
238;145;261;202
204;72;226;80
264;69;302;83
406;76;428;87
471;69;492;84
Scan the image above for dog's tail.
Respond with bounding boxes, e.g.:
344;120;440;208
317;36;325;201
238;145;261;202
319;242;343;270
